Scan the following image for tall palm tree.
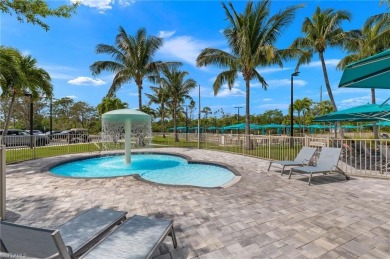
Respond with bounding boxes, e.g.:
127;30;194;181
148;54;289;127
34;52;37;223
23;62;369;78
337;13;390;139
197;1;303;148
0;48;52;136
160;67;197;142
145;85;170;138
291;6;351;112
90;27;180;110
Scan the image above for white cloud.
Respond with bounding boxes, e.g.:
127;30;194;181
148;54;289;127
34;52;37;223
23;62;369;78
67;76;106;86
158;30;176;38
339;96;371;109
257;67;293;74
266;79;307;88
64;95;78;99
258;103;289;111
72;0;134;12
159;36;211;66
22;49;31;56
42;65;76;80
303;59;341;68
213;83;245;97
263;98;272;102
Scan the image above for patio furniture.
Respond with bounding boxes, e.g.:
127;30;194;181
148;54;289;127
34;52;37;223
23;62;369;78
288;147;350;185
0;207;127;258
268;146;317;175
80;215;177;259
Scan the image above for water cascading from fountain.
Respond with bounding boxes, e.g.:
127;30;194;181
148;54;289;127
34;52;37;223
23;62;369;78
101;109;151;164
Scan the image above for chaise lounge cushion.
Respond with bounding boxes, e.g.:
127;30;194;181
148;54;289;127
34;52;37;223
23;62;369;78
0;208;127;258
81;215;176;259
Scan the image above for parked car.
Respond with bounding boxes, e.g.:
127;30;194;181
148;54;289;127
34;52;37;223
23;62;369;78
24;130;44;135
52;128;90;143
0;129;50;147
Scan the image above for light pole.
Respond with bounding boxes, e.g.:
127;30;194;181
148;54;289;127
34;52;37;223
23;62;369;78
234;106;243;124
290;71;300;147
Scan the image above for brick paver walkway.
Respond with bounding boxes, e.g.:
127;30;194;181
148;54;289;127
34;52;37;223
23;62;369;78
5;148;390;258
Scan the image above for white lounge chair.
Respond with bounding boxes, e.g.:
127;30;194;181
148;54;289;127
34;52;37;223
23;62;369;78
268;146;317;175
0;208;127;258
289;147;350;185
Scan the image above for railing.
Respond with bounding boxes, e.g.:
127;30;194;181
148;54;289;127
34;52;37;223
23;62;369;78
1;145;5;219
1;132;389;178
153;133;389;178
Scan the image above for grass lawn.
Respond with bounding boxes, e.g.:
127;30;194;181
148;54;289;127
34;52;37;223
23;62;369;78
4;136;301;164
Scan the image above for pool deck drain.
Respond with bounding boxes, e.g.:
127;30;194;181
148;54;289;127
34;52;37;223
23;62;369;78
4;148;390;258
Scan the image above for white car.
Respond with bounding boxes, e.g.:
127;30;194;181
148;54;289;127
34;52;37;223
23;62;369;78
0;129;50;147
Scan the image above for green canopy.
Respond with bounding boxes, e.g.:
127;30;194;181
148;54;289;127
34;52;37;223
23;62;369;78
338;49;390;89
221;123;263;132
307;124;330;129
365;121;390;127
314;104;390;122
262;123;284;128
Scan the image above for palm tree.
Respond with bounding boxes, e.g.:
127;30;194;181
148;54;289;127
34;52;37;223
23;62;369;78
291;6;351;112
90;27;180;110
337;13;390;139
145;85;170;138
97;96;128;116
160;67;197;142
0;48;52;136
293;97;313;133
197;1;303;148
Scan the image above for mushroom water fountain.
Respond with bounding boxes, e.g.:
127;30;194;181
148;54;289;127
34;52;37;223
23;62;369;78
101;109;151;164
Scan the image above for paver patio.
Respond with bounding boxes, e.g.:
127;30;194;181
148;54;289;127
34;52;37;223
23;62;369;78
4;148;390;258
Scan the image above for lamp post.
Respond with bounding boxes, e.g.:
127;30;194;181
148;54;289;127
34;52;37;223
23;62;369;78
234;106;243;124
290;71;300;147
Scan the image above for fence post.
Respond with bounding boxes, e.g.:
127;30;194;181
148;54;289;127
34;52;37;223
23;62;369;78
1;145;6;220
268;135;271;159
33;135;37;159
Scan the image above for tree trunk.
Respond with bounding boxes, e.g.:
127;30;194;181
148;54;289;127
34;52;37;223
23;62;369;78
173;103;179;142
137;83;142;111
2;90;17;137
319;51;344;138
245;79;251;149
371;88;379;139
161;104;166;138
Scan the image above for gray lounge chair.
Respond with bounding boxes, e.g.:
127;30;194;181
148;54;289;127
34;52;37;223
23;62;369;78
0;208;127;258
268;146;317;175
81;215;177;259
289;147;350;185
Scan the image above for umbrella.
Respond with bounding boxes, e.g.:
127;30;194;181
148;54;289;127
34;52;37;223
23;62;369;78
207;126;220;130
314;104;390;122
365;121;390;127
338;49;390;89
262;123;284;128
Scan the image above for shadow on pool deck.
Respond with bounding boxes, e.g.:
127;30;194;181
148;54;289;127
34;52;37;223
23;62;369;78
4;148;390;258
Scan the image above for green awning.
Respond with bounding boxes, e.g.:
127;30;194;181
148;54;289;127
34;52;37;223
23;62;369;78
314;104;390;122
338;49;390;89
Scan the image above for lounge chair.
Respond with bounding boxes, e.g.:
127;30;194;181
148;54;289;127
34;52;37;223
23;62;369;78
80;215;177;259
268;146;317;175
288;147;350;185
0;207;127;258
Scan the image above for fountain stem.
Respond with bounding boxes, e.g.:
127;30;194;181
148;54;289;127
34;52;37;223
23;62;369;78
125;120;132;164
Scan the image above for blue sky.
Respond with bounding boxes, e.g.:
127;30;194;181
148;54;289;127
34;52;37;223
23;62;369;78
1;0;388;117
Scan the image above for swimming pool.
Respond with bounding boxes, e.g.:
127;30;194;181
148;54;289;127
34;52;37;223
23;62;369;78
49;154;237;188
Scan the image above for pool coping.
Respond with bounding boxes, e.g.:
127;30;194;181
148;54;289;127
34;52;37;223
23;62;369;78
40;151;241;189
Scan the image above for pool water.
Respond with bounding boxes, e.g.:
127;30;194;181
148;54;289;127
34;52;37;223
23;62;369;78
50;154;235;187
